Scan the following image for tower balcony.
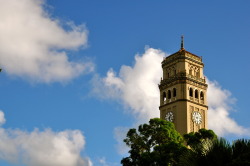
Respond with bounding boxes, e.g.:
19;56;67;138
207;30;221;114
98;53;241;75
189;96;205;104
162;97;176;105
186;74;206;83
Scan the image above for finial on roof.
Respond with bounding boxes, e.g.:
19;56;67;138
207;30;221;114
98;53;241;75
181;35;184;50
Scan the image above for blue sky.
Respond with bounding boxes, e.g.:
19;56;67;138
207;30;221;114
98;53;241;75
0;0;250;165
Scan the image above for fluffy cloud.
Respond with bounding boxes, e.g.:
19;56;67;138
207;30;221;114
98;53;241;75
113;126;130;155
207;80;250;136
93;47;166;124
0;111;6;126
0;0;94;83
93;47;250;139
0;111;92;166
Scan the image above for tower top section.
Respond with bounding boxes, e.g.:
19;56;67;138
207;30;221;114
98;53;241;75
162;36;203;67
160;37;207;88
162;48;203;67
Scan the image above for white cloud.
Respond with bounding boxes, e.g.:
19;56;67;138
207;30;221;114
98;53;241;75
207;80;250;136
97;156;120;166
98;157;109;166
0;111;92;166
92;47;165;154
0;0;94;83
0;111;6;126
113;127;130;155
93;47;166;124
92;47;250;151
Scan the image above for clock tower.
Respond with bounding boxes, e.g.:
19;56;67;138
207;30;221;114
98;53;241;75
159;36;208;135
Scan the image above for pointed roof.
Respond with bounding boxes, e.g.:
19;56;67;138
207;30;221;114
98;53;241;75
161;36;203;65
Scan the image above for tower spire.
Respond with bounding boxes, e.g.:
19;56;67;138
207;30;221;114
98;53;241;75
181;35;184;50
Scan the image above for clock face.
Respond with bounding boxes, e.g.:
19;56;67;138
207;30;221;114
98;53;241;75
165;112;174;122
192;111;202;124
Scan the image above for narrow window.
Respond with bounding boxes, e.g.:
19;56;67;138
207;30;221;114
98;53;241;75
173;88;177;97
168;90;171;99
163;92;167;102
189;88;193;97
195;89;199;98
200;91;204;100
196;71;200;78
189;69;192;75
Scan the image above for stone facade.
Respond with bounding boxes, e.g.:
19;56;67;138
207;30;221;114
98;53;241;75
159;41;208;135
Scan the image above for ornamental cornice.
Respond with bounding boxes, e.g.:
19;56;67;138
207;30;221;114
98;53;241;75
159;99;209;109
158;73;207;90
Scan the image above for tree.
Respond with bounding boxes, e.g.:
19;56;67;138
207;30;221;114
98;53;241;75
231;139;250;166
121;119;250;166
180;131;250;166
121;118;187;166
183;128;217;147
179;137;232;166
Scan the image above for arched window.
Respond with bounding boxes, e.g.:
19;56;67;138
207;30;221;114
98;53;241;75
189;88;193;97
168;90;171;99
173;88;177;97
163;92;167;102
200;91;204;100
195;89;199;98
167;72;170;78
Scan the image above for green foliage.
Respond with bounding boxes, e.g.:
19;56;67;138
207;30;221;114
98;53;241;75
121;118;187;166
179;138;232;166
231;139;250;166
183;128;217;147
180;136;250;166
121;119;250;166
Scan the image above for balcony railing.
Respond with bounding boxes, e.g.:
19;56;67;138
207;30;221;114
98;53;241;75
187;74;206;83
160;72;206;85
163;96;206;105
194;98;199;103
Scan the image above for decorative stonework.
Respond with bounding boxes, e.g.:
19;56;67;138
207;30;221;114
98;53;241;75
159;37;208;135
